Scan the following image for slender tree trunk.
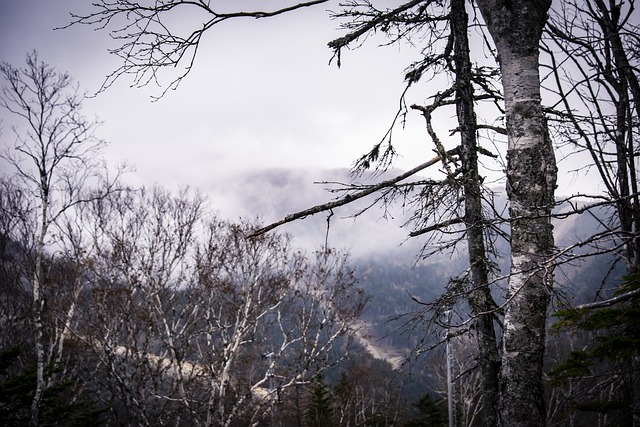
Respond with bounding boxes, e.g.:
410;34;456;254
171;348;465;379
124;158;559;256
30;197;49;427
613;89;634;264
475;1;556;426
48;282;83;389
450;0;500;424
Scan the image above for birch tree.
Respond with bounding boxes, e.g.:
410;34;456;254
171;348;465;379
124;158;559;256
0;52;123;426
76;187;366;426
78;187;209;425
473;2;556;425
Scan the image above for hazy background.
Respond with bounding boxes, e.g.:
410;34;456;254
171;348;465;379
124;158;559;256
0;1;444;256
0;1;591;258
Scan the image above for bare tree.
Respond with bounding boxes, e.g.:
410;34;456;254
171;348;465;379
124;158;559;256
544;0;640;277
426;332;486;427
541;1;640;424
257;2;506;421
76;186;208;425
75;186;366;426
0;52;123;426
194;217;366;426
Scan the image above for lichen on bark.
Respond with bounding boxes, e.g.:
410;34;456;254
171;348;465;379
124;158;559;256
475;0;556;425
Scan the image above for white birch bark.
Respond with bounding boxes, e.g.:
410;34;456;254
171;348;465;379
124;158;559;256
1;53;117;426
30;198;49;427
475;1;556;425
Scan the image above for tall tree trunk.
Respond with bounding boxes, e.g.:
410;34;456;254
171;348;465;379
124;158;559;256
475;1;556;426
450;0;500;425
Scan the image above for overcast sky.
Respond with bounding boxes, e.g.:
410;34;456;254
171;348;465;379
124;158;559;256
1;1;443;254
0;1;429;178
0;1;601;257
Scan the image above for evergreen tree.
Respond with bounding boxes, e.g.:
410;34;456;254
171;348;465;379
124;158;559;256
0;347;109;427
550;271;640;424
406;393;447;427
306;377;333;427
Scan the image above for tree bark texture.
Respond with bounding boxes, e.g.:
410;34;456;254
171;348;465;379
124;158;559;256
475;1;556;426
450;0;500;425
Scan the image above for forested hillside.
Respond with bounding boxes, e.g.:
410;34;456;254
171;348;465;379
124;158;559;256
0;160;633;426
0;185;634;426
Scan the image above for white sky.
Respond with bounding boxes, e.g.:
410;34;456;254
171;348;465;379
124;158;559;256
0;0;603;256
0;1;430;181
1;0;443;255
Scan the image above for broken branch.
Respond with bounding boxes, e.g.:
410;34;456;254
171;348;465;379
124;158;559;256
248;154;446;238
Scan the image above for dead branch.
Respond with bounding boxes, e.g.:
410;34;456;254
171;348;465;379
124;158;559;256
65;0;330;97
248;154;448;238
575;288;640;310
409;217;464;237
328;0;435;66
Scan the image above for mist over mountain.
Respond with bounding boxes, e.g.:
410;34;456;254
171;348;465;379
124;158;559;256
203;167;621;328
206;167;428;260
206;165;621;265
207;166;625;317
